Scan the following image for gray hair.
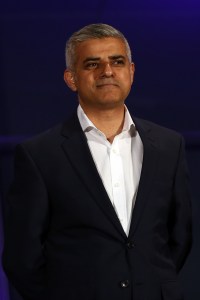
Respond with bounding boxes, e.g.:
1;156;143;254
65;23;132;70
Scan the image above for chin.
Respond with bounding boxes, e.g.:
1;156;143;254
97;99;124;108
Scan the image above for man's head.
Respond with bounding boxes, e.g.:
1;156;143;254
64;24;135;112
65;23;132;71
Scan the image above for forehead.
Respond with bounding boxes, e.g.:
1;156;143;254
75;37;127;61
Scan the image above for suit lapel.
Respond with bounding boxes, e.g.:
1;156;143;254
128;118;159;237
61;113;126;238
60;113;159;239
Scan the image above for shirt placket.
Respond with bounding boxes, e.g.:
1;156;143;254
109;137;127;233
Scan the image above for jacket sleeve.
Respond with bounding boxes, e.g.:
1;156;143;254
168;136;192;272
3;144;49;300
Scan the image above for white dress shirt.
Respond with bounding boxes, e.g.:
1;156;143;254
77;105;143;235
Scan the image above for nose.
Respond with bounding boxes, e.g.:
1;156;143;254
100;63;113;78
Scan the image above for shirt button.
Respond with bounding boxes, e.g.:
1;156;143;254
126;241;135;249
114;182;120;188
120;280;129;288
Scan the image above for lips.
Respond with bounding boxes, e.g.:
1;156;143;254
96;81;119;88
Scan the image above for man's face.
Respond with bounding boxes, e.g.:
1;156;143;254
64;37;135;111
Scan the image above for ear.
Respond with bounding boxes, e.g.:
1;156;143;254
64;69;77;92
130;62;135;84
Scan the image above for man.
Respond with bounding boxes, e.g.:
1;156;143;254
3;24;192;300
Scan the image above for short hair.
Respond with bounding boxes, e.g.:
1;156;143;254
65;23;132;70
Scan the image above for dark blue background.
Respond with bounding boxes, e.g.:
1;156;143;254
0;1;199;299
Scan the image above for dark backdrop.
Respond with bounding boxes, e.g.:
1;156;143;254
0;1;199;299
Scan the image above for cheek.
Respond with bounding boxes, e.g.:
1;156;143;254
76;79;95;97
80;75;94;88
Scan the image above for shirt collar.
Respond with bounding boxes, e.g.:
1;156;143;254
77;104;135;134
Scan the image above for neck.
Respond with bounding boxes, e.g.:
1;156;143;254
80;104;125;143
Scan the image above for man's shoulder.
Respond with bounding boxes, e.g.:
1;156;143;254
20;112;79;151
134;117;182;139
133;117;184;151
21;123;64;150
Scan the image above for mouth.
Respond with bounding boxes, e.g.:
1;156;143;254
96;83;119;88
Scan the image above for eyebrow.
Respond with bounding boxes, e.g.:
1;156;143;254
83;57;100;64
109;55;126;60
83;55;126;64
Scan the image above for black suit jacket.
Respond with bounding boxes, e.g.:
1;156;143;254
3;113;192;300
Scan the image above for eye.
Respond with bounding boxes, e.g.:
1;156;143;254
112;59;125;66
85;62;98;69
